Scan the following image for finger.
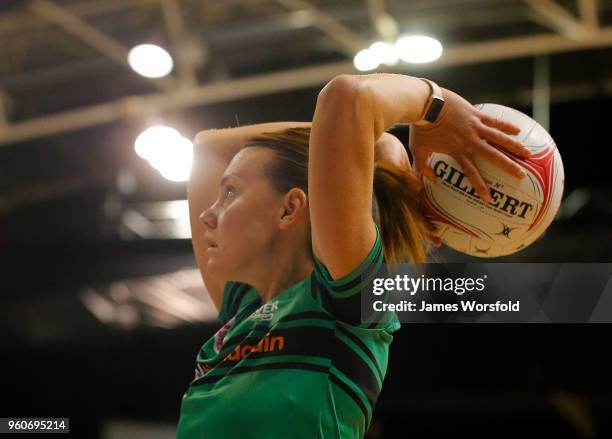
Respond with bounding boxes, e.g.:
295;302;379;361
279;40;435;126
474;139;526;178
476;124;531;158
455;155;492;203
479;113;521;135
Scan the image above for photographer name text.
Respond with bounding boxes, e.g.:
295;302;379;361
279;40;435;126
370;274;520;313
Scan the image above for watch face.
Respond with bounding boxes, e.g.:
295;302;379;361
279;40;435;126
425;97;445;122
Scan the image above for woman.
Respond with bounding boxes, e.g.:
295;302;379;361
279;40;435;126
178;73;530;438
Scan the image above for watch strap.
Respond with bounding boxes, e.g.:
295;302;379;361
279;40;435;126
413;78;445;126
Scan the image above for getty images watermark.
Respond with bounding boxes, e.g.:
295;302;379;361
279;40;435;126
371;273;520;313
360;263;612;323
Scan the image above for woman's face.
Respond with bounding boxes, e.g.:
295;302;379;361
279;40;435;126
199;147;288;280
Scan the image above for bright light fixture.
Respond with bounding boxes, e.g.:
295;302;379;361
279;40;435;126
353;49;379;72
134;126;192;182
135;126;180;160
128;44;174;78
368;42;398;66
395;35;443;64
154;137;193;182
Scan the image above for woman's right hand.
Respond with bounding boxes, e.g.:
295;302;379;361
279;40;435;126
409;87;532;203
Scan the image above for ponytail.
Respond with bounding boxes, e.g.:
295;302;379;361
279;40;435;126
373;160;432;264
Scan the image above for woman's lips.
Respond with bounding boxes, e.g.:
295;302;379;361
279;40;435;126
204;235;217;247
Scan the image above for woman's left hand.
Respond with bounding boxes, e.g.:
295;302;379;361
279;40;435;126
409;88;532;203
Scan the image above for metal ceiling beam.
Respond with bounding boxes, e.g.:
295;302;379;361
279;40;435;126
1;27;612;146
532;55;551;131
273;0;365;55
367;0;399;42
0;57;111;91
523;0;586;39
0;90;10;125
160;0;198;87
472;77;612;112
29;0;177;92
0;176;92;215
578;0;599;30
0;0;159;33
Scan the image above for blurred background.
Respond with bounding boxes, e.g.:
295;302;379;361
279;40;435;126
1;0;612;437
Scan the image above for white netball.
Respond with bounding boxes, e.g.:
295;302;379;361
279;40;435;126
421;103;565;257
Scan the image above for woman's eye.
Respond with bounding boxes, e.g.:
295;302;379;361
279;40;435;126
224;187;235;199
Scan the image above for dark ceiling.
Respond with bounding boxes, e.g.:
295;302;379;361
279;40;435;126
1;0;611;320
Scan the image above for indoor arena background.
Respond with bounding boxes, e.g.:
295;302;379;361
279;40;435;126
1;1;612;437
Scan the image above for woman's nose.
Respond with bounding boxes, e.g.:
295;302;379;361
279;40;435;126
199;205;216;229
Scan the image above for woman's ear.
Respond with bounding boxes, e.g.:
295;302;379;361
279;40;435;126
279;189;307;224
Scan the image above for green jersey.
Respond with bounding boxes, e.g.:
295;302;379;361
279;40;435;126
178;223;401;438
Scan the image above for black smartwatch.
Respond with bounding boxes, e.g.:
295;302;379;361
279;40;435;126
413;78;445;125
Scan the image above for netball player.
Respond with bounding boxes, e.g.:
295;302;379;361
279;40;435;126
177;74;530;438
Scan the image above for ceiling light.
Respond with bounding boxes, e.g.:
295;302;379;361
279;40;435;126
128;44;174;78
134;126;192;182
353;49;379;72
395;35;443;64
369;42;399;66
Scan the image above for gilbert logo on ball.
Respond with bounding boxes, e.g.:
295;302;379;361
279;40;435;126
422;103;565;257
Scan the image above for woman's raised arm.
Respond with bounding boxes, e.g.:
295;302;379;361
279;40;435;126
309;73;530;280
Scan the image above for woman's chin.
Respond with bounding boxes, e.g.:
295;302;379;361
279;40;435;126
207;252;227;268
206;251;218;265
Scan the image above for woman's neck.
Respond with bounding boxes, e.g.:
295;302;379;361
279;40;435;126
257;256;314;304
